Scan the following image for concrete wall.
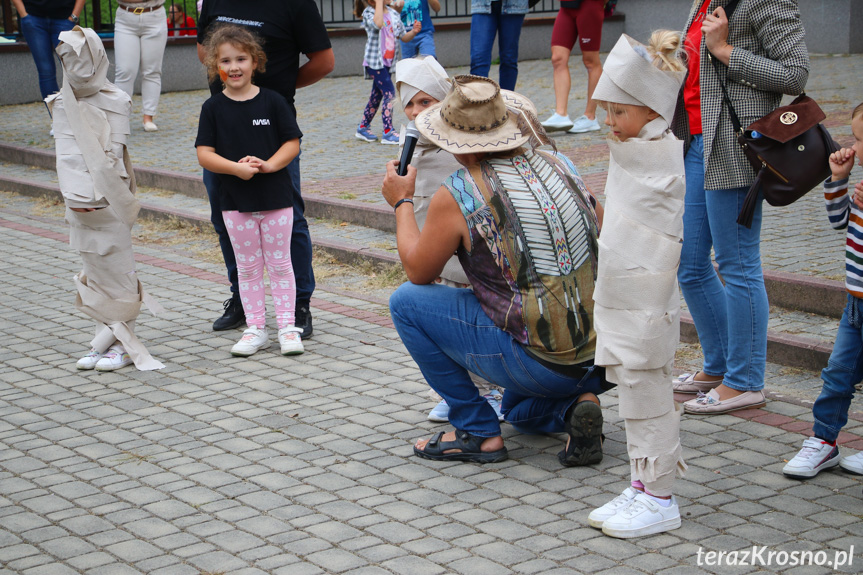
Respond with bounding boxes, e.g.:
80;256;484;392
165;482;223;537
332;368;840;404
1;0;860;106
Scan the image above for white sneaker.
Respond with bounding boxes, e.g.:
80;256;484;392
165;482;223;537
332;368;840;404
428;399;449;422
840;451;863;475
541;112;573;131
601;493;681;539
278;326;304;356
782;436;841;479
568;115;601;133
76;348;103;370
143;121;159;132
588;487;640;528
94;345;133;372
426;391;505;423
231;326;269;357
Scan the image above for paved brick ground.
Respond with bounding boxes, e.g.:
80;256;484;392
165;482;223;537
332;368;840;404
2;52;863;574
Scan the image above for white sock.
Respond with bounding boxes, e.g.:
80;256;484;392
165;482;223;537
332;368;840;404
645;493;673;507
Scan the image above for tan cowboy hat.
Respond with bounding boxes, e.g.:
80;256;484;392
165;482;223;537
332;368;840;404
415;75;533;154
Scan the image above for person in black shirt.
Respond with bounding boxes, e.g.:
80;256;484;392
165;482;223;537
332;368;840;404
197;0;334;337
196;25;306;358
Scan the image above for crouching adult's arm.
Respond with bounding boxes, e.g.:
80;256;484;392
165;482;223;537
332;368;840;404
381;159;468;284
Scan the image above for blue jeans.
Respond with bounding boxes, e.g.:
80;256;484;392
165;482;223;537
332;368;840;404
204;148;315;304
812;294;863;443
469;2;525;91
389;283;606;438
678;135;768;392
19;14;74;99
401;30;436;58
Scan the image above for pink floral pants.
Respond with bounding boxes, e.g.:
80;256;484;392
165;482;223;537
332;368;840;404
223;208;296;330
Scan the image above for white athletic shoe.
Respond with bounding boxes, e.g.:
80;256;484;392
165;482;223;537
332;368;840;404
231;326;269;357
278;326;304;356
567;115;601;133
540;112;573;131
426;390;505;422
76;348;103;370
588;487;640;528
782;437;841;479
840;451;863;475
94;345;133;372
601;493;681;539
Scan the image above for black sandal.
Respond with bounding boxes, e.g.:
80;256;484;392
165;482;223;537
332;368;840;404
558;400;604;467
414;429;508;464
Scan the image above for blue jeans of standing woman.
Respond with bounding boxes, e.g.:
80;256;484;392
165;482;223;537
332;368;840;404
19;14;74;99
389;283;606;438
812;294;863;443
678;134;768;392
469;1;525;91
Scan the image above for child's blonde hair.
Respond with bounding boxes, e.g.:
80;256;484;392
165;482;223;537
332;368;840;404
645;29;686;73
853;102;863;122
596;29;685;116
203;25;267;85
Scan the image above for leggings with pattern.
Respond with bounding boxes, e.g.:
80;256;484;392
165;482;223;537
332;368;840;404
223;208;296;330
360;66;395;134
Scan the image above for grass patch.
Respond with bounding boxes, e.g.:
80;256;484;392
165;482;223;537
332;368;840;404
337;192;357;200
134;215;222;264
32;194;65;217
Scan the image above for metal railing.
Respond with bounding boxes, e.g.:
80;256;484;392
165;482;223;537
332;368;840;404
1;0;199;39
2;0;557;39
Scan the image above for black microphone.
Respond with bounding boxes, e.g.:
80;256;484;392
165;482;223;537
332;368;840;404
397;121;420;176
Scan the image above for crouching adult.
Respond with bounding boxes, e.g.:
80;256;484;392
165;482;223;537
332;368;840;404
382;75;609;464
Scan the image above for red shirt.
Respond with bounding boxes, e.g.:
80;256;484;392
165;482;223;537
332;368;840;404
683;0;711;135
167;15;196;37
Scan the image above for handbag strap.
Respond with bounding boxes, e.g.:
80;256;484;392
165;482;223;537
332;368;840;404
708;0;743;135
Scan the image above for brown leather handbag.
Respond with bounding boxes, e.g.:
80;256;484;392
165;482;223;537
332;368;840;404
712;0;840;228
733;94;841;228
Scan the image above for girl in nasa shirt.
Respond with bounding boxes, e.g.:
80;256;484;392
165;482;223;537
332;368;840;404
196;24;304;358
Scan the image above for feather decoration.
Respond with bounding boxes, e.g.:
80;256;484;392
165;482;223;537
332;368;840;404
513;107;557;152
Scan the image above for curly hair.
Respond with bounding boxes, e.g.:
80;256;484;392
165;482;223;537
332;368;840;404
202;24;267;85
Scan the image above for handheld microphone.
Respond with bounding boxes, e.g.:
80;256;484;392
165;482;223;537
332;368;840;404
397;121;420;176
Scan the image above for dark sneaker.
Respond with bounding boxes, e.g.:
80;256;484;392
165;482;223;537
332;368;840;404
213;293;245;331
295;304;313;339
558;400;604;467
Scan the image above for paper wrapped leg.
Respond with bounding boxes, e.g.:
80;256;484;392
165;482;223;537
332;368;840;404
68;207;164;371
611;365;686;497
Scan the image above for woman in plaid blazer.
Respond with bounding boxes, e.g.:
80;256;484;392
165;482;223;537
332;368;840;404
670;0;808;414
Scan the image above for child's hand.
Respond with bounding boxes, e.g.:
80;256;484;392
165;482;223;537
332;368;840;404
239;155;275;173
412;21;422;33
829;148;855;182
854;181;863;210
234;161;259;180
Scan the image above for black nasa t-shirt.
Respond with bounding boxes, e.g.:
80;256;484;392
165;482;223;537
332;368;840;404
197;0;332;115
195;88;303;212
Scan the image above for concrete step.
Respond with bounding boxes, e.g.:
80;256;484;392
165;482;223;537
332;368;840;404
0;156;841;373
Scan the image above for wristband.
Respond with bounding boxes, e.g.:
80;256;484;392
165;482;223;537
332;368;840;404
393;198;414;211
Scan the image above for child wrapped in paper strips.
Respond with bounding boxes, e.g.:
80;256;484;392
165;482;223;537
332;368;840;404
47;26;164;372
588;33;687;538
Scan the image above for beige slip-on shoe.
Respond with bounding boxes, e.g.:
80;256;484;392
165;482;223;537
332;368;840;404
672;372;724;394
683;388;766;415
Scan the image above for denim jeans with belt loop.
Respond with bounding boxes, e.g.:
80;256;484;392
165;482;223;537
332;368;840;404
389;282;606;438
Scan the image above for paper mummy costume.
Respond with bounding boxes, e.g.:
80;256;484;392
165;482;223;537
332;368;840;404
592;34;687;495
48;26;164;371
